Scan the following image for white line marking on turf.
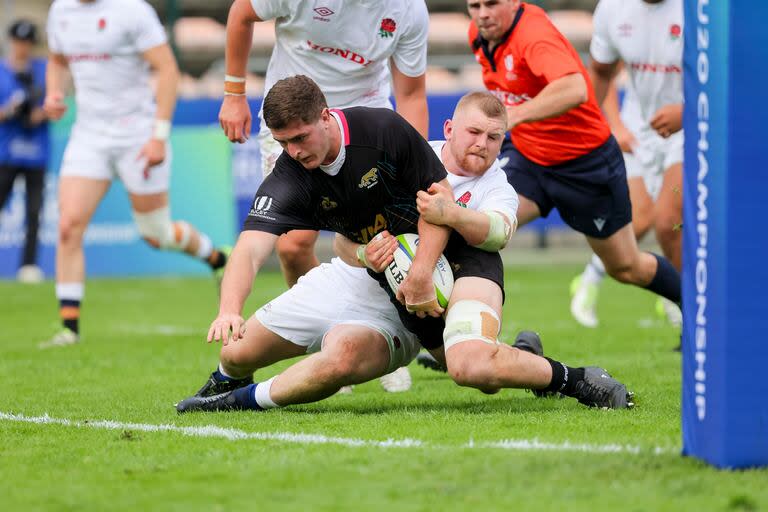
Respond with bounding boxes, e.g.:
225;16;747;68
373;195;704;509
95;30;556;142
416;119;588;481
0;412;678;455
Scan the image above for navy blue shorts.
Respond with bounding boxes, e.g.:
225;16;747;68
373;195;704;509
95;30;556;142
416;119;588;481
499;135;631;239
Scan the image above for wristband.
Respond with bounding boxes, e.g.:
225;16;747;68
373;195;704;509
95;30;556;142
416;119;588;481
224;75;246;96
356;244;371;269
153;119;171;141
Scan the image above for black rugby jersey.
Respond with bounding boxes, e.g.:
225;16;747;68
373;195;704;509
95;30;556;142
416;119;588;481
243;107;447;242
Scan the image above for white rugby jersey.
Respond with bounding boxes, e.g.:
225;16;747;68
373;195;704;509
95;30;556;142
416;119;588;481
590;0;683;134
430;140;519;227
47;0;167;139
252;0;428;110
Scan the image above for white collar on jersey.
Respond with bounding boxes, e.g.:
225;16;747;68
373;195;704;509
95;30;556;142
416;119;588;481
319;111;346;176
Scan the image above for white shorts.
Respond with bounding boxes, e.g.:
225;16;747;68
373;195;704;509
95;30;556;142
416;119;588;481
60;127;171;195
257;120;283;178
255;258;421;373
623;130;683;200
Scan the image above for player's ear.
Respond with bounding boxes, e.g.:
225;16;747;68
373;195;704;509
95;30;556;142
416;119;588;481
443;119;453;140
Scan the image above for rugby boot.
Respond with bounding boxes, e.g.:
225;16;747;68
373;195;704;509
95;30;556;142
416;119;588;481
569;274;599;328
39;327;79;349
177;390;248;414
195;371;253;397
569;367;635;409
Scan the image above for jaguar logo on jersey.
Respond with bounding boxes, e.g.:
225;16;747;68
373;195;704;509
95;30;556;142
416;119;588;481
670;24;682;41
358;168;379;189
456;191;472;208
98;18;106;31
379;18;396;38
320;196;338;211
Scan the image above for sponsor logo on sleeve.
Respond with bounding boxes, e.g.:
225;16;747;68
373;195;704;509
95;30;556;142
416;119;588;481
249;195;277;221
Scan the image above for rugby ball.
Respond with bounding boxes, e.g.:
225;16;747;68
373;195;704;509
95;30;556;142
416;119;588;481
384;233;454;308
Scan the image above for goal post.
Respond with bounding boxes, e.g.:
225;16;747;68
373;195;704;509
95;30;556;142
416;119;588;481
682;0;768;469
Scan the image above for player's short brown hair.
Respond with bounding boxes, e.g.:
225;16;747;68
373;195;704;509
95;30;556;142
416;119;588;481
454;91;508;130
263;75;328;130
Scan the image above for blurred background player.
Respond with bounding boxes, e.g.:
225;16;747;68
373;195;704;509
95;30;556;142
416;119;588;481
0;20;48;283
570;0;683;329
467;0;682;316
41;0;228;347
218;0;430;391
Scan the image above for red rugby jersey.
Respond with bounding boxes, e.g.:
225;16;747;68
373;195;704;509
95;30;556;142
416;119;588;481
469;3;610;166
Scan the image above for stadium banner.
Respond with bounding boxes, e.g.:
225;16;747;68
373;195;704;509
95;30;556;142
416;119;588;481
0;114;235;278
682;0;768;468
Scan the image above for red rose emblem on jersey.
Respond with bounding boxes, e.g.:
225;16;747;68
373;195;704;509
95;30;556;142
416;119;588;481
379;18;396;38
98;18;106;31
670;24;681;40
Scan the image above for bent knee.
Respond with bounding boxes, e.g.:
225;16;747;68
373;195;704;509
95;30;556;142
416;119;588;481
321;336;371;380
654;217;681;244
604;261;636;284
58;216;87;246
447;346;498;388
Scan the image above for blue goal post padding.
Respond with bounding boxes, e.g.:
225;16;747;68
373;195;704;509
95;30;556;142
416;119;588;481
682;0;768;469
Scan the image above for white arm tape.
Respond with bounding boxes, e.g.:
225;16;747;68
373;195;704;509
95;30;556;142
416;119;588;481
153;119;171;141
474;210;514;252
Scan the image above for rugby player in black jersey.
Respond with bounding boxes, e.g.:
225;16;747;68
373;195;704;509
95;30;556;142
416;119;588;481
176;78;633;412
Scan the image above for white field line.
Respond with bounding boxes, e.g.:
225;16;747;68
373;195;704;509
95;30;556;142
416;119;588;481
0;411;678;455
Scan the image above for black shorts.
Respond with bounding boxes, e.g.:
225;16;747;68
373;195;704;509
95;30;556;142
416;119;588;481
370;233;504;350
500;135;631;238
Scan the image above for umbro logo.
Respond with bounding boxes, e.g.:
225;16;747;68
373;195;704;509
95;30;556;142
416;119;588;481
313;6;334;22
593;218;606;231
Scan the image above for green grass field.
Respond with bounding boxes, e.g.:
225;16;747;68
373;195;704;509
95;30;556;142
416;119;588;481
1;266;766;511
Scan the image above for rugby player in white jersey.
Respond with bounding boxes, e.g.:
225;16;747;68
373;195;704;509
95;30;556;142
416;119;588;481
41;0;229;347
219;0;429;391
176;89;632;413
570;0;684;329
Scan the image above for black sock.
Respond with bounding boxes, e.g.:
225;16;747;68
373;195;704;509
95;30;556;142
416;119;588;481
645;253;681;306
208;249;227;270
60;299;80;335
543;357;585;394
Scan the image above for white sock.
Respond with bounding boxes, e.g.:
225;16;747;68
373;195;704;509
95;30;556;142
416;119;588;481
195;232;213;260
582;254;606;285
56;282;84;301
254;376;280;409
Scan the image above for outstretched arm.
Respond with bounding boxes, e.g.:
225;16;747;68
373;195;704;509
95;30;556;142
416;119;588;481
208;230;277;345
506;73;588;128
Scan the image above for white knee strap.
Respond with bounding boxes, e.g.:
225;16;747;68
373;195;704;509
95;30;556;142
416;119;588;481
443;299;501;350
133;206;190;250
